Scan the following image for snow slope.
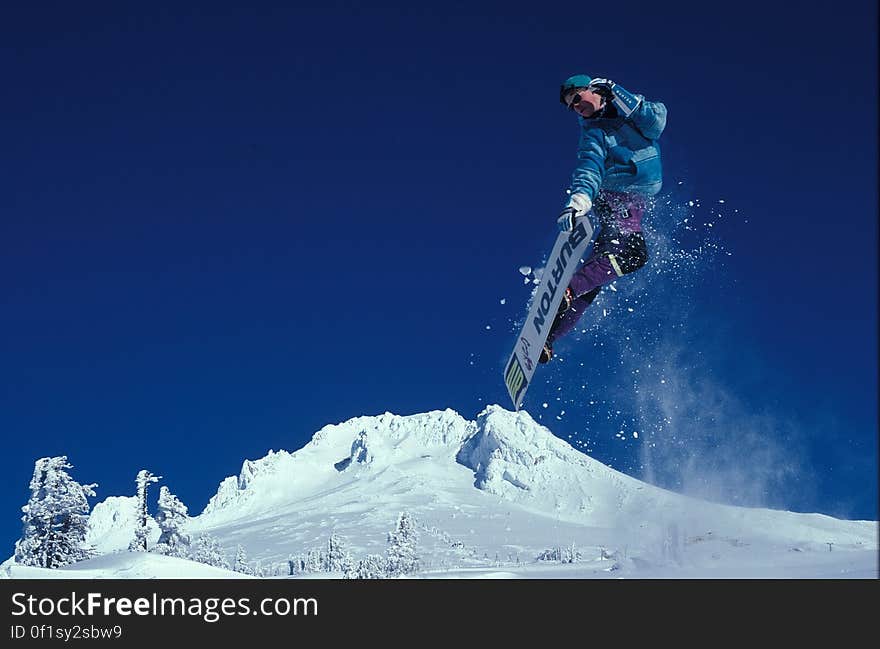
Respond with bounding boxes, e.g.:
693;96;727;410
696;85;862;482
7;406;877;578
1;552;250;580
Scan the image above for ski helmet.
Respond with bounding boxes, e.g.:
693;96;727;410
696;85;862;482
559;74;593;104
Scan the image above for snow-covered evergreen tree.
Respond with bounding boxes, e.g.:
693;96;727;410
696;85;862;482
340;551;356;577
191;534;230;569
563;541;582;564
305;547;323;573
386;511;419;576
153;486;190;558
324;532;353;572
14;456;98;568
352;554;387;579
288;546;328;575
128;469;160;552
536;547;562;562
342;559;358;579
233;544;253;575
536;543;582;563
252;559;265;577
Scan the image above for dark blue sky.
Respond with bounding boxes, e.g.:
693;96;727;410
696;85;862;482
2;1;877;553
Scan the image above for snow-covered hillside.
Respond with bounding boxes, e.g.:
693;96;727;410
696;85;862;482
6;406;877;578
1;552;250;580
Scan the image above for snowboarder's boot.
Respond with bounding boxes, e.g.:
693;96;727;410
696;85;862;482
540;289;575;364
558;287;574;315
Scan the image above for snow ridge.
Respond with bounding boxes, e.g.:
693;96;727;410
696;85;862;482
70;404;876;577
200;409;476;518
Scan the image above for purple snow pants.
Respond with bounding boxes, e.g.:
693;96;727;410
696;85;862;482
547;190;649;344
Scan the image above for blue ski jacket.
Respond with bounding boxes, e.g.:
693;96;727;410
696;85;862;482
570;94;667;200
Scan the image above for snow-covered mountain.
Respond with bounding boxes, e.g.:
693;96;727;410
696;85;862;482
5;405;877;578
85;496;160;555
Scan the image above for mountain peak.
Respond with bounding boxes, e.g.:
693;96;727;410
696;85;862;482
308;408;475;450
77;405;877;574
199;408;478;518
195;404;643;525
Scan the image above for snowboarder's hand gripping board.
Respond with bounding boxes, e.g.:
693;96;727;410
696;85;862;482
503;215;595;410
557;193;592;232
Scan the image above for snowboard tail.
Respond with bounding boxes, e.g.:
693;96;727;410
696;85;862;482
504;217;595;410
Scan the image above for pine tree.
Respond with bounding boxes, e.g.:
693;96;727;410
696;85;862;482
342;559;359;579
386;511;419;576
14;456;98;569
153;486;191;558
191;534;230;570
233;544;253;575
324;532;353;572
340;551;356;577
129;470;161;552
352;554;387;579
562;541;581;563
304;548;322;573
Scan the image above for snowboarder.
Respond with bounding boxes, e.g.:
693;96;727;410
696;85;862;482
541;74;668;363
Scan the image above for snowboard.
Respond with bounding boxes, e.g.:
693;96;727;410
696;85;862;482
503;216;595;410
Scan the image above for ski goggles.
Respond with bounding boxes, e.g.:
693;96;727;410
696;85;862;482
564;91;587;110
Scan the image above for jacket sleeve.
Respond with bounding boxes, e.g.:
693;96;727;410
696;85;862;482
628;98;667;140
570;125;607;201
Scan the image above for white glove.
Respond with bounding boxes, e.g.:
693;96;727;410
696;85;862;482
557;193;592;232
588;78;642;117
